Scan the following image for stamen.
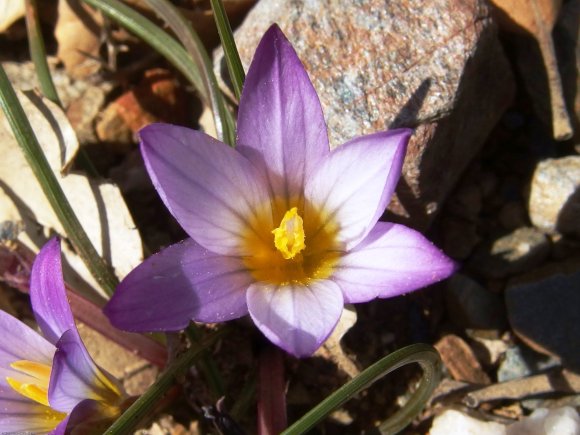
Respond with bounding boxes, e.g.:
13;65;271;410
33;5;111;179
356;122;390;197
272;207;306;259
6;360;52;406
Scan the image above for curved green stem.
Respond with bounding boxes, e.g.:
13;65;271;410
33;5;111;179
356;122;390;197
282;343;441;435
104;327;228;434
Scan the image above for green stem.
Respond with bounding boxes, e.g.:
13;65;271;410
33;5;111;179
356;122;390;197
24;0;61;106
282;343;441;435
209;0;245;100
104;328;228;434
0;65;118;297
185;324;225;398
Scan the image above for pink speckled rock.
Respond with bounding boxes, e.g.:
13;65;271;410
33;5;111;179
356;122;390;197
216;0;514;230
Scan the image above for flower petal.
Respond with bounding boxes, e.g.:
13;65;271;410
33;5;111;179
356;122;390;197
51;416;71;435
247;280;343;357
0;310;54;385
237;24;329;202
48;329;122;414
140;123;272;255
105;239;251;332
29;237;76;345
333;222;457;303
305;129;411;250
0;385;64;433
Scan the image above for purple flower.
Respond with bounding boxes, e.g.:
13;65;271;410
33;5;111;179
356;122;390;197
105;25;455;357
0;238;125;434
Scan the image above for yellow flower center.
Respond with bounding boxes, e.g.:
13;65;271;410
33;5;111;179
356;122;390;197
243;199;342;285
271;207;306;259
6;360;67;424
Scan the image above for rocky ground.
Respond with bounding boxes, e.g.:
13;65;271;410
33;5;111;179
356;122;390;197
0;0;579;434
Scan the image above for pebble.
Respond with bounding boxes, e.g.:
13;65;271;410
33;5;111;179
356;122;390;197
528;156;580;236
431;407;580;435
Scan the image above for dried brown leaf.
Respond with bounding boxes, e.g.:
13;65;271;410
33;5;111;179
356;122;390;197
0;0;25;33
55;0;103;78
490;0;573;140
0;89;143;298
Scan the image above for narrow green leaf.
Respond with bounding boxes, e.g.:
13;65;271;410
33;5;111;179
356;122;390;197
209;0;245;101
141;0;235;145
104;327;228;434
282;343;441;434
82;0;208;105
0;65;117;298
24;0;61;106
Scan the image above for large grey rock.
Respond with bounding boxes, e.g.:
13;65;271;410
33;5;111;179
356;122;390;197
506;272;580;372
529;156;580;236
217;0;514;230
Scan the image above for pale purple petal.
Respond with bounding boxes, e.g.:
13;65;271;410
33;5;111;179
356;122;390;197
29;237;77;345
0;385;63;433
237;24;329;203
0;310;54;385
48;330;121;414
51;416;71;435
140;124;272;255
305;129;411;250
105;238;251;332
247;280;343;357
333;222;457;303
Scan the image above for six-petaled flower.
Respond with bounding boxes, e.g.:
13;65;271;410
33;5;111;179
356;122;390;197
104;24;456;357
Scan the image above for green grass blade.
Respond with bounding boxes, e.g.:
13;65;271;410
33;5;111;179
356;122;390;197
141;0;235;145
209;0;245;101
104;327;228;434
24;0;61;106
0;65;117;298
282;343;441;434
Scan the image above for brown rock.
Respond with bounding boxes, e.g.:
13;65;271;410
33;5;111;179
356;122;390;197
216;0;514;230
96;69;188;146
435;334;492;385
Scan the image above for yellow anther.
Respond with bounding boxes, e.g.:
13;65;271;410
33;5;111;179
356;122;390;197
271;207;306;259
7;360;52;406
6;377;50;406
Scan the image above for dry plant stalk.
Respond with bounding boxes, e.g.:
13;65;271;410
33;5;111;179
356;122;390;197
490;0;573;140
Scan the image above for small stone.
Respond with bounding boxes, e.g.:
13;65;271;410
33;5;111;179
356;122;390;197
430;409;507;435
529;156;580;236
435;334;491;385
506;407;580;435
217;0;514;231
446;274;507;331
497;346;533;382
506;272;580;371
469;227;550;279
